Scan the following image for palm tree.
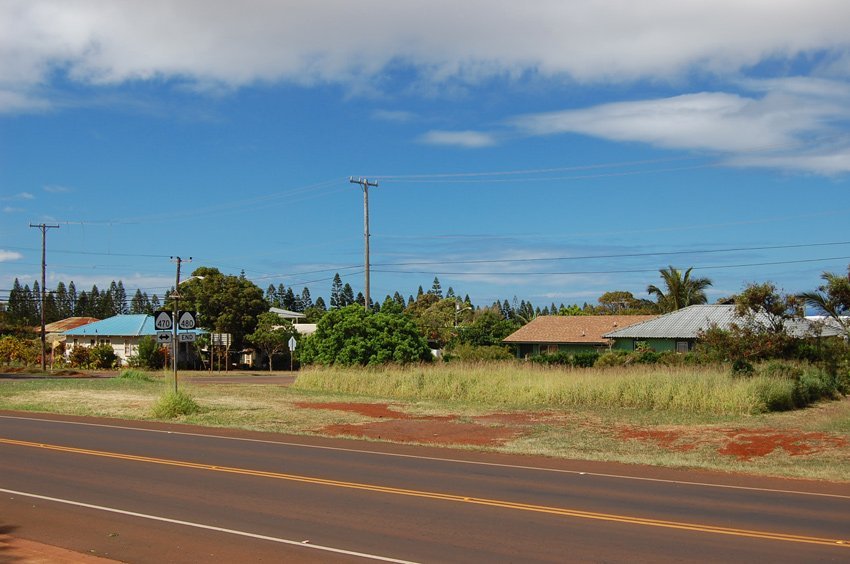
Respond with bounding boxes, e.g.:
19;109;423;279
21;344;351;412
647;266;713;313
799;268;850;337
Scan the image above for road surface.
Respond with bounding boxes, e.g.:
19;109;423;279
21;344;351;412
1;411;848;562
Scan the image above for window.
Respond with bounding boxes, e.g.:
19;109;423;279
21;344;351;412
676;341;689;353
540;344;559;354
124;339;131;355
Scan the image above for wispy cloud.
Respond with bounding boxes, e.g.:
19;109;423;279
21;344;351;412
507;77;850;174
418;130;496;148
43;184;72;194
3;206;23;213
0;192;35;202
372;109;417;123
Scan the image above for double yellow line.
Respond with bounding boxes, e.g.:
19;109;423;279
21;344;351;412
2;437;847;549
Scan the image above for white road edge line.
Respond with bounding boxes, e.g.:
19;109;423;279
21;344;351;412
2;414;848;501
0;487;418;564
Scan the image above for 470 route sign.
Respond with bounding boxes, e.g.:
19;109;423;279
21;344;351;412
154;311;172;331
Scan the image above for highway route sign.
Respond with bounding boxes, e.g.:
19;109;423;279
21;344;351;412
178;333;196;343
154;311;173;331
178;311;197;330
156;331;172;344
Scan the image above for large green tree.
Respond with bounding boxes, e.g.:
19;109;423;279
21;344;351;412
174;267;269;348
247;312;297;371
300;304;431;365
647;266;712;313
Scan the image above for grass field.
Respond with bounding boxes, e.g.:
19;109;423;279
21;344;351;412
1;364;849;481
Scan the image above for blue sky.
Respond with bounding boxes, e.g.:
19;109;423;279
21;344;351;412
2;1;850;310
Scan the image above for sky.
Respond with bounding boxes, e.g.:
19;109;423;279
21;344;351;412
2;0;850;311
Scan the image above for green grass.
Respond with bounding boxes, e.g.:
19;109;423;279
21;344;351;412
292;362;830;416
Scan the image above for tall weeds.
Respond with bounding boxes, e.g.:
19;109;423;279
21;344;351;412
293;362;834;416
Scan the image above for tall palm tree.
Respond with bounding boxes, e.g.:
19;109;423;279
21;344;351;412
647;266;713;313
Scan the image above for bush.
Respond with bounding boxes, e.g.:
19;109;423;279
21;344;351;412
151;390;203;419
443;343;514;362
68;346;91;368
129;336;166;369
0;335;40;366
529;351;600;368
118;369;156;382
89;344;118;369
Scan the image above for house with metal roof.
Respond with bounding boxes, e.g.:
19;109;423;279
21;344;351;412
603;304;843;353
503;315;658;357
63;314;204;366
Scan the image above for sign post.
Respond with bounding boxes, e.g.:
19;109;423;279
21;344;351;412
288;335;297;372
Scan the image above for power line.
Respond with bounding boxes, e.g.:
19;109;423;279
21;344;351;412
373;255;850;277
371;241;850;268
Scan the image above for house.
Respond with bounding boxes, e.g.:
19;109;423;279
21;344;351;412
35;317;100;367
604;304;844;352
503;315;658;358
269;307;316;336
63;314;204;366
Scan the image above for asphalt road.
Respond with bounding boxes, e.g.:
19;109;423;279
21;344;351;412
1;412;848;563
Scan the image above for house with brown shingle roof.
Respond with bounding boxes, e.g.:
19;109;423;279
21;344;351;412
503;315;657;358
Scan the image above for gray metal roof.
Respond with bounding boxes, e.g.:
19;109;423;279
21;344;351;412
603;305;842;339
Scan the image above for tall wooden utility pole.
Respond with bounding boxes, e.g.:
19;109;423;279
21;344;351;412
29;223;59;371
349;177;378;311
170;256;191;391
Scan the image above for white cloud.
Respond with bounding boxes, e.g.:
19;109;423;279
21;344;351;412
3;206;23;213
0;250;23;262
508;77;850;174
0;192;35;202
1;0;849;108
419;130;496;148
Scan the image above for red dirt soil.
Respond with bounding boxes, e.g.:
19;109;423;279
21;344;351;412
618;425;848;460
294;402;848;459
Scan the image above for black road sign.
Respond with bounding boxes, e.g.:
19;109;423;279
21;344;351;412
154;311;173;331
178;311;198;330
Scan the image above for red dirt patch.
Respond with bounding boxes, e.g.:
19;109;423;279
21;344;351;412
618;427;697;452
322;419;522;446
294;401;414;419
618;425;848;461
294;402;534;446
717;429;848;461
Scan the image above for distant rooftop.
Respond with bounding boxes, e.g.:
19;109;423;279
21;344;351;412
604;305;843;339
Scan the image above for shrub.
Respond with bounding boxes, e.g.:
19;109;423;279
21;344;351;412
118;369;155;382
0;336;40;366
151;390;203;419
129;336;166;369
731;359;754;375
444;343;515;362
68;346;91;368
89;344;118;369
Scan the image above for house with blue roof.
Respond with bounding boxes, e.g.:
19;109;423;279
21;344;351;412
64;314;203;367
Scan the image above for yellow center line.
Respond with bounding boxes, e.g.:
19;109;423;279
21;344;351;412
2;437;848;549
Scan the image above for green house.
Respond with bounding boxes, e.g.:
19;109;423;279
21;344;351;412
603;304;842;352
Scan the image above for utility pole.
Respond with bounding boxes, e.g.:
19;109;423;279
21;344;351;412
349;177;378;311
30;223;59;371
170;256;191;391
